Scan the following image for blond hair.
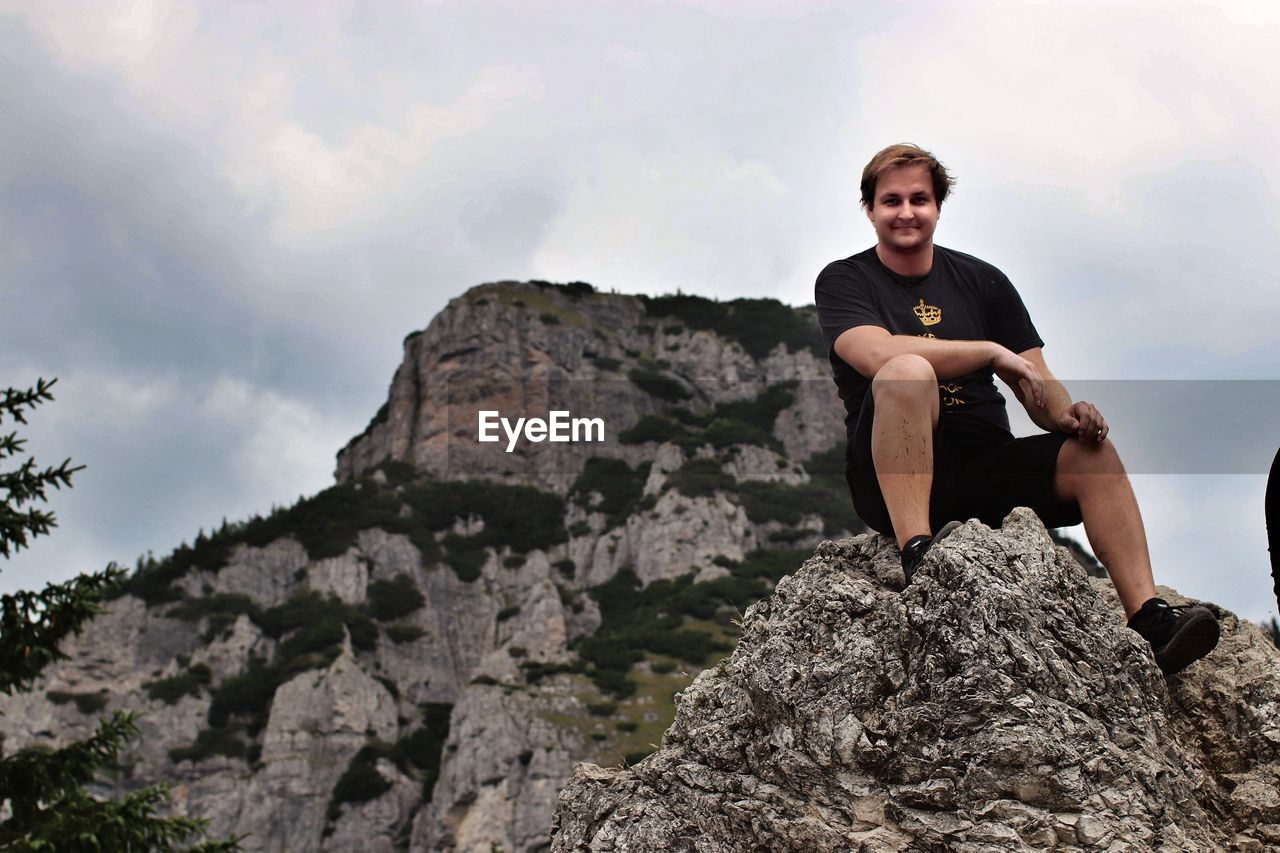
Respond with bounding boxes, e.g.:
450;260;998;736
860;143;956;209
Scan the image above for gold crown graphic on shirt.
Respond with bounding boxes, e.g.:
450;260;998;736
913;298;942;327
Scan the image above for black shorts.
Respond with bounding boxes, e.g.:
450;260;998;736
845;392;1083;536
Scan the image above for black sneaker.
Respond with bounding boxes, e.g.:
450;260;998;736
1127;597;1220;675
900;520;963;583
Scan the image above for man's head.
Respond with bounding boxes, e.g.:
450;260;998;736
859;143;955;211
861;144;954;257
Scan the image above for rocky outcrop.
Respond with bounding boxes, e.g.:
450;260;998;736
552;509;1280;851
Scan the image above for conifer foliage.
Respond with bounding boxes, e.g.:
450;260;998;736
0;379;240;851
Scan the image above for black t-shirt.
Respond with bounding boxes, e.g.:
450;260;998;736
815;245;1044;443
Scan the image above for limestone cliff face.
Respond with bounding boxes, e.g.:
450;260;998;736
551;509;1280;851
0;281;854;853
334;281;841;489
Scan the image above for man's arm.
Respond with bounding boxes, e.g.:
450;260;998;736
1000;347;1108;441
833;325;1047;407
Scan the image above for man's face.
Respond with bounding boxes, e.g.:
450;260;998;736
866;164;940;253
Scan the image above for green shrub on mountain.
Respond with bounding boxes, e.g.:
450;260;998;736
144;663;213;705
638;294;824;360
628;365;691;402
122;475;565;601
405;480;566;554
45;689;109;715
623;382;796;452
367;574;425;621
570;458;651;529
665;458;735;499
618;415;688;445
169;725;249;764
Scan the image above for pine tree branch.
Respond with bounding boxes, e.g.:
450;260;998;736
0;712;244;849
0;565;126;695
0;711;140;822
0;457;83;559
0;379;57;427
0;431;26;462
0;457;81;508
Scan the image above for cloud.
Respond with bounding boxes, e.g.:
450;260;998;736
531;144;796;296
0;367;351;594
198;375;352;501
1;0;1277;625
832;0;1280;378
229;64;547;249
1132;474;1276;626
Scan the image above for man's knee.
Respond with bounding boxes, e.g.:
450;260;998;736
872;354;937;405
1056;436;1126;482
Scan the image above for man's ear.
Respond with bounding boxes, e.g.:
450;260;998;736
864;203;874;222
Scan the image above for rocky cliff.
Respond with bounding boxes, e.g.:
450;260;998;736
551;509;1280;851
0;281;866;852
334;281;840;489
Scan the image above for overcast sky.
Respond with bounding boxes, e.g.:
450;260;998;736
2;1;1278;625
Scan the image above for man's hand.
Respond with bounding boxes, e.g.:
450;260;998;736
992;347;1046;409
1057;400;1108;442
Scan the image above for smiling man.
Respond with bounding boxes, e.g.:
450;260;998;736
815;142;1219;675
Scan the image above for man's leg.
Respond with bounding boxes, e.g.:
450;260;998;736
1053;438;1158;619
871;354;940;549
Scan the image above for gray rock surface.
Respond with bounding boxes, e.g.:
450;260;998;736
221;638;400;848
552;509;1280;851
413;681;588;852
213;539;310;607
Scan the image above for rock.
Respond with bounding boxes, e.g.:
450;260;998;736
226;639;400;849
323;758;420;853
642;443;687;496
307;550;368;604
723;444;808;485
413;681;586;853
213;539;309;607
551;509;1280;851
333;282;834;491
773;375;845;462
573;487;758;588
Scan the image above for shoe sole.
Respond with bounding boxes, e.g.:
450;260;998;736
1155;610;1221;675
933;520;962;547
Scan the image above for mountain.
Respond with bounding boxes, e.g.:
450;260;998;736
1;280;892;851
552;509;1280;851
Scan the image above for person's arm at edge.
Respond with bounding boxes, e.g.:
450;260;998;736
1001;347;1108;441
833;324;1047;407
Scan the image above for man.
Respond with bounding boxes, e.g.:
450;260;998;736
815;143;1219;675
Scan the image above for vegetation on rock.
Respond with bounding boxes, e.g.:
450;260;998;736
638;293;824;360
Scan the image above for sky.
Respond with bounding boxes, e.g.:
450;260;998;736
2;0;1278;625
